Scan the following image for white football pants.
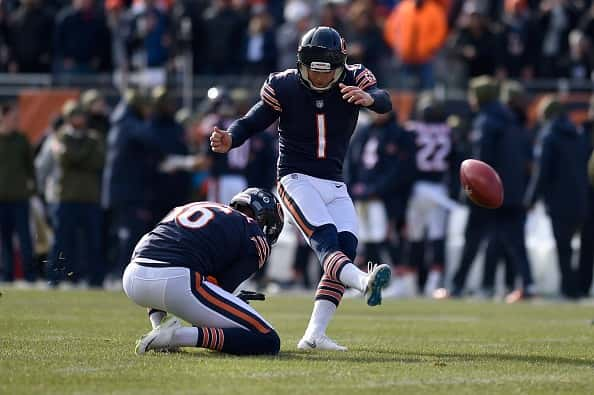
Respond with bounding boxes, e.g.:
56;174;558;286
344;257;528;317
277;173;358;240
123;261;273;333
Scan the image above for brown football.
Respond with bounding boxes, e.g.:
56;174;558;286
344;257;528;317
460;159;504;209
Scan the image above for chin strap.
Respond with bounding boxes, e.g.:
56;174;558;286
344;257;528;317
298;64;344;91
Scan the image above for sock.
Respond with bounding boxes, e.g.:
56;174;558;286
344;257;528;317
195;327;280;355
148;308;166;329
338;263;368;292
303;275;346;339
303;299;337;339
170;326;199;347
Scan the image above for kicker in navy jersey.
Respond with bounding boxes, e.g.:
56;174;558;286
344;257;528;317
210;26;393;352
225;65;391;182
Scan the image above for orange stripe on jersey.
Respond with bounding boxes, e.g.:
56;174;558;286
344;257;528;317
359;79;375;91
263;83;276;95
277;183;314;238
262;84;280;104
195;282;271;334
260;85;282;111
261;89;280;106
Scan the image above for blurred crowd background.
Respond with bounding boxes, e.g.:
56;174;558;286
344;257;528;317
1;0;594;301
1;0;594;86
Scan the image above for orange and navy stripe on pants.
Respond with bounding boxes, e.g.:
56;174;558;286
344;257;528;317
315;274;345;306
190;272;272;335
277;182;316;238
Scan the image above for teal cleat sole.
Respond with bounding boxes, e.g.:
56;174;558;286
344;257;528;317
365;264;391;306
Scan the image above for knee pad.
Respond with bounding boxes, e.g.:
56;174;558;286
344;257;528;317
309;224;340;263
338;231;358;261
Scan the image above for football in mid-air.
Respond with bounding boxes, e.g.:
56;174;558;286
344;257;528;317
460;159;504;209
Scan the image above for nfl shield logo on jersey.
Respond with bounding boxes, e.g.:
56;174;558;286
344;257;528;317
315;100;324;109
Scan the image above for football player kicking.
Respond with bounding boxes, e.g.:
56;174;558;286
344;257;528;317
210;26;393;351
123;188;284;355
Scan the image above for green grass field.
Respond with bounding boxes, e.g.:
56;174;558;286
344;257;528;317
1;289;594;395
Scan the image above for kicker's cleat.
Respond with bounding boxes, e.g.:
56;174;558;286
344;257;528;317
297;335;347;351
364;263;391;306
135;316;181;355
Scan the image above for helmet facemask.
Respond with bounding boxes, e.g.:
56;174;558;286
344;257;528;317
297;44;346;92
229;189;284;246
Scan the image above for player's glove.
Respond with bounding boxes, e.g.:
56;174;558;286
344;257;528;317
236;290;266;304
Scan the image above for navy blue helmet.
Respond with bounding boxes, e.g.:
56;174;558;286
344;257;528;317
297;26;347;91
230;188;284;245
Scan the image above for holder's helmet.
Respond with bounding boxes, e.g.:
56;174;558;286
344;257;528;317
229;188;284;245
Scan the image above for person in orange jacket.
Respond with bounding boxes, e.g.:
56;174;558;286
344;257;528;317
384;0;448;89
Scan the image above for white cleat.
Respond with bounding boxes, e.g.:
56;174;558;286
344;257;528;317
364;263;392;306
297;335;347;351
135;316;181;355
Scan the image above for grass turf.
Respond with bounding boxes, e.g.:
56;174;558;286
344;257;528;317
1;289;594;395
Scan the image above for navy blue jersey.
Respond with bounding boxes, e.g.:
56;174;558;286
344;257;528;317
405;120;452;183
132;201;270;292
228;65;392;181
344;116;415;199
245;131;278;190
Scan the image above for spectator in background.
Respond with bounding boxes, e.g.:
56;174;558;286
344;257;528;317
536;0;579;78
44;100;105;288
237;93;277;192
148;86;191;221
105;0;134;73
242;6;277;75
495;0;540;80
558;30;593;80
201;0;246;74
4;0;53;73
0;102;36;284
479;81;527;298
483;80;535;303
525;96;590;299
343;1;388;79
203;87;250;204
127;0;171;71
450;3;498;79
450;77;516;297
53;0;112;76
578;3;594;42
276;0;312;71
102;88;157;286
317;0;346;34
578;97;594;298
384;0;448;89
81;89;111;136
345;110;415;296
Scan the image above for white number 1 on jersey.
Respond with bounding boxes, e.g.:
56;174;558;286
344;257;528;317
316;113;326;159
